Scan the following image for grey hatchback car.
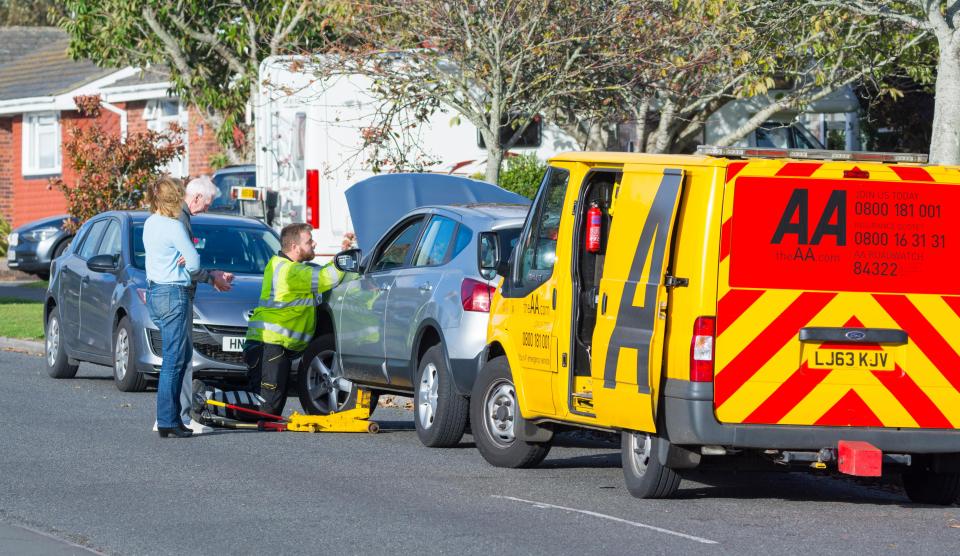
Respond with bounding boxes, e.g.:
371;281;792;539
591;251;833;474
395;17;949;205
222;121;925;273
44;211;279;391
298;174;530;448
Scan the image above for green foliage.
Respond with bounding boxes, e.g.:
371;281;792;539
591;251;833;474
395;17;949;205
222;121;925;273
497;154;546;200
49;97;185;232
0;216;10;258
0;0;60;25
208;152;229;171
59;1;336;161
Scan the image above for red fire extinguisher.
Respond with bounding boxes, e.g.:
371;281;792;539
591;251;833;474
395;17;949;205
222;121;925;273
586;203;602;253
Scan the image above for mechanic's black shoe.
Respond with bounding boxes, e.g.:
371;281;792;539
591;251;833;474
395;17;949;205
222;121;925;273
178;422;191;433
158;427;193;438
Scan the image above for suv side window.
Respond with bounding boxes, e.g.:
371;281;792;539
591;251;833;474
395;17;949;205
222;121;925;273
97;220;122;258
514;167;570;291
412;215;458;267
370;217;425;272
76;219;109;260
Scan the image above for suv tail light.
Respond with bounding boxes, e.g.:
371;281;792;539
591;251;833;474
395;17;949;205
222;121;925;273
690;316;716;382
461;278;495;312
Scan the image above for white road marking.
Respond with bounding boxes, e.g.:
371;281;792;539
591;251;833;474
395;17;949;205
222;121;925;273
492;495;719;545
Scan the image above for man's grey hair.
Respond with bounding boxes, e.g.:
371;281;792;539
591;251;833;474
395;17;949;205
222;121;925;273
185;175;220;200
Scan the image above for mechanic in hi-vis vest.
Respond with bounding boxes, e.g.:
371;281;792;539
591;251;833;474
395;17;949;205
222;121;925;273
244;223;343;415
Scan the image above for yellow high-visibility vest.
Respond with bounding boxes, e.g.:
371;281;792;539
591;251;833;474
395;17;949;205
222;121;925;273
246;255;343;351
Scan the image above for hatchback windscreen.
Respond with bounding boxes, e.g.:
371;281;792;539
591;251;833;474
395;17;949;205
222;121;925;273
132;223;280;275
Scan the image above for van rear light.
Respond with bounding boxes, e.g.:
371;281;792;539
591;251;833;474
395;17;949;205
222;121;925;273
690;316;716;382
461;278;495;312
305;169;319;228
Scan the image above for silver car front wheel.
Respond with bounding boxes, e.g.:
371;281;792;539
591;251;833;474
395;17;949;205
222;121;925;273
303;349;353;415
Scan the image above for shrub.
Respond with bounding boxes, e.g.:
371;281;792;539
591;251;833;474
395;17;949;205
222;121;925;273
0;216;10;257
49;95;185;232
497;153;546;200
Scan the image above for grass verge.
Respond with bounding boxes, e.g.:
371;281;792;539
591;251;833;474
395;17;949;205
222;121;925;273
0;297;44;340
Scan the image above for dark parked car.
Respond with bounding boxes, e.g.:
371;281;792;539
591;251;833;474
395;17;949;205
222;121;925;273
6;215;75;279
44;211;279;391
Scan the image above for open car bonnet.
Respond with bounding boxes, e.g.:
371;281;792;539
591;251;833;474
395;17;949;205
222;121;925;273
344;173;530;254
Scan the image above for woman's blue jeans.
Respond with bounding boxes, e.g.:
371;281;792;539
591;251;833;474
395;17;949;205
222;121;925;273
147;283;192;429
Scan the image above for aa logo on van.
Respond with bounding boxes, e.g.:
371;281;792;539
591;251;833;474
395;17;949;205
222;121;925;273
771;189;846;246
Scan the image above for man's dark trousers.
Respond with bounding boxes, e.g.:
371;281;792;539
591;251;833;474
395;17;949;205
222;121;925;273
244;340;301;416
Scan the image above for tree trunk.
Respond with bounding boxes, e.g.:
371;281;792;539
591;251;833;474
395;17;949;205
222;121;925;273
929;36;960;165
482;118;503;184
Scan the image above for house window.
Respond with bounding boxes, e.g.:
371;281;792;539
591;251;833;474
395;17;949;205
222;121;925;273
145;99;189;178
22;112;61;176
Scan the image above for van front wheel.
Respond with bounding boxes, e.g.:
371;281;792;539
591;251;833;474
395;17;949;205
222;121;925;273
621;431;681;499
470;357;550;468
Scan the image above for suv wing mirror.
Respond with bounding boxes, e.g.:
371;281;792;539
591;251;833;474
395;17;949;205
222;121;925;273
334;248;362;273
87;254;118;273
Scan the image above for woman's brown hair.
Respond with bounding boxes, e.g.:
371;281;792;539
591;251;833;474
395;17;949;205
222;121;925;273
146;176;184;218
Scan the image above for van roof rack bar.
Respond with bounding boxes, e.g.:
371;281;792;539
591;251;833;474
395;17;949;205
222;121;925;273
696;145;928;164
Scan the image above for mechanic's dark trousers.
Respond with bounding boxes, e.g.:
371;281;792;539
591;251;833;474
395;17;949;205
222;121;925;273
243;340;301;416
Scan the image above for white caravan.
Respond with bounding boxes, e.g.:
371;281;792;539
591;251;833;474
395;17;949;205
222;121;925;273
255;55;577;258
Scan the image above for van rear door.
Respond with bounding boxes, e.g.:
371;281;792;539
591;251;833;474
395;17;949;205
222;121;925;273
714;161;960;429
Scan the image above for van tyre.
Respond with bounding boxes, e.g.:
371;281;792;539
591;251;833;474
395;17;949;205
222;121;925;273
902;470;960;505
621;431;681;499
415;345;468;447
470;356;550;468
113;316;147;392
46;310;78;379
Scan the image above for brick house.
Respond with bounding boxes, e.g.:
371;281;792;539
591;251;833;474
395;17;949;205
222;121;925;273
0;27;222;228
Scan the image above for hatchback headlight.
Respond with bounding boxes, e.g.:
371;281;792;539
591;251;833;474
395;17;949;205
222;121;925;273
22;227;60;242
6;232;17;247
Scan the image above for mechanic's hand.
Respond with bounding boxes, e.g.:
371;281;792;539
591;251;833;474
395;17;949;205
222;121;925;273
210;270;233;292
177;255;186;267
341;232;357;251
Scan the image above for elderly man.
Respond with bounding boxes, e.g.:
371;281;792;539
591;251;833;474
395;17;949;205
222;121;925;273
152;176;235;434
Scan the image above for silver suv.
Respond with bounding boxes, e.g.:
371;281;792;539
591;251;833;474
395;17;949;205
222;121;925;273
295;174;530;448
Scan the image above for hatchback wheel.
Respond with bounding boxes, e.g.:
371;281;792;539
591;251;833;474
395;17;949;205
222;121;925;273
470;356;550;468
297;334;364;415
414;345;468;448
113;316;147;392
45;310;78;379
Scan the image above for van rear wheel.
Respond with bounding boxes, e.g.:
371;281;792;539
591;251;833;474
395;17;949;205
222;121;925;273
621;431;681;499
470;356;550;468
902;469;960;505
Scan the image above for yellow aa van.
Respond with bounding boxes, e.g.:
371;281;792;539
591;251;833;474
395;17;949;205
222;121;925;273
470;146;960;503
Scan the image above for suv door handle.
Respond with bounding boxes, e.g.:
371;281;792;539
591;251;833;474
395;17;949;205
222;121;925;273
378;284;391;293
419;282;432;292
81;276;89;284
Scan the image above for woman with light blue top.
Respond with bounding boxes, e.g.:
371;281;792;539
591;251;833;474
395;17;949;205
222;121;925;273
144;177;200;439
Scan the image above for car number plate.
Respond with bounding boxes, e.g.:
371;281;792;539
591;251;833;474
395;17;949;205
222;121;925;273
809;349;895;371
222;336;245;352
